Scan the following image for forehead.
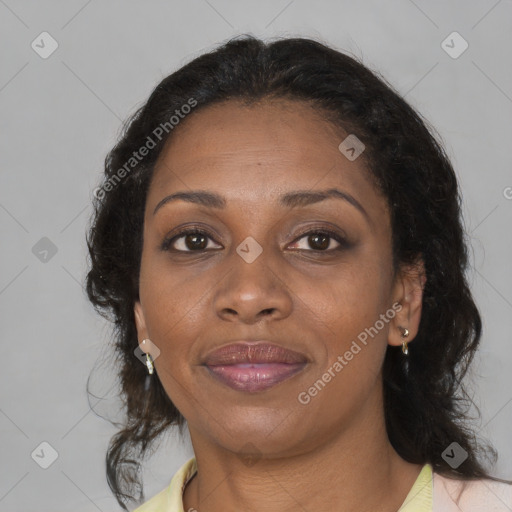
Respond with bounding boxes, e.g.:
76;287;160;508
148;99;386;218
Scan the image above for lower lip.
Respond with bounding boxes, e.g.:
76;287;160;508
205;363;307;392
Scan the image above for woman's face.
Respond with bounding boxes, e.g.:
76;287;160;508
134;99;423;457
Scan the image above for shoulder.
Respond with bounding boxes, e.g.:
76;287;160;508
433;471;512;512
133;457;197;512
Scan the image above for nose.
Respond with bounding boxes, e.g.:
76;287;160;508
213;247;293;324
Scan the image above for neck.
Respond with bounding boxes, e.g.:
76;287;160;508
183;388;422;512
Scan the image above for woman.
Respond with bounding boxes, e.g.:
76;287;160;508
86;35;512;511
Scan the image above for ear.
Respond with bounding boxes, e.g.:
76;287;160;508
134;301;150;354
388;256;426;348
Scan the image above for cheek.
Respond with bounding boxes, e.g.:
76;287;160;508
138;263;202;413
138;255;205;368
297;260;393;398
296;280;390;423
300;260;392;339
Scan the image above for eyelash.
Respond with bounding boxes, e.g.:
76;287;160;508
161;225;349;253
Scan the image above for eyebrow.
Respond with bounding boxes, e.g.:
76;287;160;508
153;188;370;221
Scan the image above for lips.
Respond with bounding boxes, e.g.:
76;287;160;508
202;342;309;392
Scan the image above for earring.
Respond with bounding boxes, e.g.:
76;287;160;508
145;353;154;374
399;327;410;355
141;339;154;375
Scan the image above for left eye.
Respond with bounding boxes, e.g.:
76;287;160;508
288;230;345;252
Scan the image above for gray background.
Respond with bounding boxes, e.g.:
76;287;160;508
1;1;511;511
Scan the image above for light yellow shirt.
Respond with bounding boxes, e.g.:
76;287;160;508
134;458;433;512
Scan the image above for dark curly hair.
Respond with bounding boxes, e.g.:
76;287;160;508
85;34;502;510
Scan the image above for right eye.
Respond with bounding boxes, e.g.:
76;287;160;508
161;228;222;252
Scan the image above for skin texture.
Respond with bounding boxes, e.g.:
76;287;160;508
134;99;427;512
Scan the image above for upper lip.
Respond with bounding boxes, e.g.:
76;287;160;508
202;341;309;366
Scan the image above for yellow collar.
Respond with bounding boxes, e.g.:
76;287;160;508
399;463;433;511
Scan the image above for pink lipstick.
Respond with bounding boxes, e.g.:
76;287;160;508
203;342;308;392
